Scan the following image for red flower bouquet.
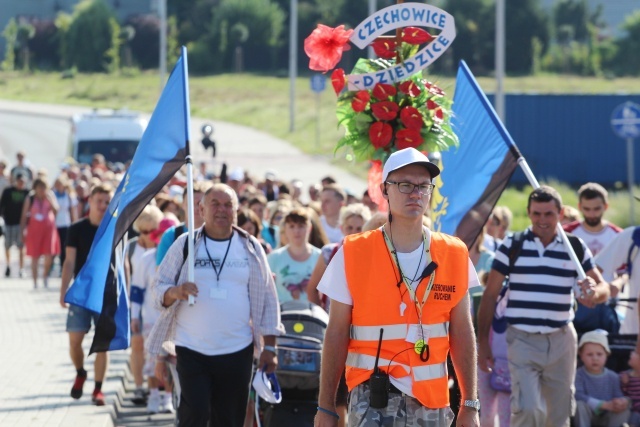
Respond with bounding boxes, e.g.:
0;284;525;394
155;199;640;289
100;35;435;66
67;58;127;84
304;21;458;207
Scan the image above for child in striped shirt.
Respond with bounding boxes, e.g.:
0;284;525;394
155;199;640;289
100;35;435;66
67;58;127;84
621;350;640;426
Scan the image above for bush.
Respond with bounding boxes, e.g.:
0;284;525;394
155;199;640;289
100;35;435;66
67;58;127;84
126;14;160;69
66;0;118;72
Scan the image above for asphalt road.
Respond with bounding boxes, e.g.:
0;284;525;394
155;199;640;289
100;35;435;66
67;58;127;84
0;100;367;198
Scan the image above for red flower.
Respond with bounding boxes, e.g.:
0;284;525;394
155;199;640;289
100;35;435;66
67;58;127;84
399;80;422;97
435;109;444;122
395;129;424;150
402;27;434;45
304;24;353;72
372;83;397;101
371;101;399;121
331;68;346;95
369;122;393;148
427;99;439;110
371;39;396;59
425;81;445;96
400;106;423;131
351;91;370;112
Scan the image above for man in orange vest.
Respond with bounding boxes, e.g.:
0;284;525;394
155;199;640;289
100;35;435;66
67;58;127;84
315;148;480;427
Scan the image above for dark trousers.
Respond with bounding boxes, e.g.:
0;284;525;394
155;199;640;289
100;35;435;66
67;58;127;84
176;344;253;427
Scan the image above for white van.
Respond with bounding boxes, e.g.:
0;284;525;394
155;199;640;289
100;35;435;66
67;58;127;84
69;109;147;165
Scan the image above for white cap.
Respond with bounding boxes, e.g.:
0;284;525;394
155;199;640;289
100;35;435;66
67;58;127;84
382;148;440;182
252;368;282;404
228;168;244;182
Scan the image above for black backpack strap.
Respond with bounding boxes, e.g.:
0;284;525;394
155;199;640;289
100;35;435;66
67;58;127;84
173;224;185;244
508;231;526;274
565;233;585;273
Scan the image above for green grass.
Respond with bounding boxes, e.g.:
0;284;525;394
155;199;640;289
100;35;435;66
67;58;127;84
2;69;640;227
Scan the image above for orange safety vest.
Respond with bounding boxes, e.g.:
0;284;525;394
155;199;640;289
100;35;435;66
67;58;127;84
343;229;468;409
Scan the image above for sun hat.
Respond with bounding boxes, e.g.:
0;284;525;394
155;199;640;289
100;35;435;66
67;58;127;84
578;329;611;355
150;216;180;244
382;147;440;182
252;367;282;404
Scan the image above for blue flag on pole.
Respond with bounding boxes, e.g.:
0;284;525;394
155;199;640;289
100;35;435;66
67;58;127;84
65;48;191;353
432;60;521;248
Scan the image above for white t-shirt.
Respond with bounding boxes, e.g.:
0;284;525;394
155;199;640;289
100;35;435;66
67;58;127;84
565;222;621;256
55;191;78;227
320;215;344;243
174;231;252;356
130;249;161;331
317;227;479;396
595;226;639;334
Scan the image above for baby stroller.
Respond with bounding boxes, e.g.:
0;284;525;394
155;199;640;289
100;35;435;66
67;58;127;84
261;300;329;427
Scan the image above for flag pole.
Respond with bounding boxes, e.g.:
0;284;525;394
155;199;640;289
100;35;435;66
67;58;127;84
516;157;587;281
179;46;196;306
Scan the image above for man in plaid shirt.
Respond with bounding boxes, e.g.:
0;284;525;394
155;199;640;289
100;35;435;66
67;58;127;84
147;183;284;427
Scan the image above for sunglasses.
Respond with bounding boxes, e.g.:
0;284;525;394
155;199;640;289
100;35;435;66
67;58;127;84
138;229;157;235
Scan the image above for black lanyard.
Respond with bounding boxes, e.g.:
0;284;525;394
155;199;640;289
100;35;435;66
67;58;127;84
203;232;233;284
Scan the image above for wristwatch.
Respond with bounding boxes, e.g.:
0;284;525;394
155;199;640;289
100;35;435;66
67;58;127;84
463;399;481;411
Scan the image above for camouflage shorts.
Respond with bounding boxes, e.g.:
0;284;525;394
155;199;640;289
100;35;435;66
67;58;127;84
348;383;454;427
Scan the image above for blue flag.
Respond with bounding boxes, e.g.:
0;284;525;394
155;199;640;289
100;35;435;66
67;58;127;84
432;61;521;248
65;48;191;353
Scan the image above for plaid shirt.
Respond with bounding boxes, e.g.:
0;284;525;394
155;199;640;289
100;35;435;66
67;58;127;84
146;225;284;356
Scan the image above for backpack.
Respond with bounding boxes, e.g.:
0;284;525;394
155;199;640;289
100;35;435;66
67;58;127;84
626;227;640;276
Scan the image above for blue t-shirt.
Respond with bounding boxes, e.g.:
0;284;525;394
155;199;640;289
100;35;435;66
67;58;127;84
267;245;320;303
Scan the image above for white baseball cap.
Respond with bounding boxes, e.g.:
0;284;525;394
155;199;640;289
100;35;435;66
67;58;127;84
252;368;282;404
382;148;440;182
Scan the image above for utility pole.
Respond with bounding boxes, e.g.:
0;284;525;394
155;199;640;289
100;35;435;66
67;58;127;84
289;0;298;132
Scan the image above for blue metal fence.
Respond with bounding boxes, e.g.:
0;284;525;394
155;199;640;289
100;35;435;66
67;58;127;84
485;94;640;186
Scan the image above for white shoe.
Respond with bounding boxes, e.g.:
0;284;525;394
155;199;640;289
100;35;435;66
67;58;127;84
146;393;161;414
161;392;175;414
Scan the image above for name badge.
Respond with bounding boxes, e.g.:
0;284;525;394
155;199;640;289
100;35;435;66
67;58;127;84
34;213;45;222
209;288;228;300
406;324;430;345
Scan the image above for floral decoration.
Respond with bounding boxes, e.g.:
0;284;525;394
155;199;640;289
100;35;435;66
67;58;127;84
304;25;458;167
304;23;459;208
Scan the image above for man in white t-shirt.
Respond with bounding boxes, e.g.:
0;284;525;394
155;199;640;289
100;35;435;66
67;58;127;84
596;226;640;336
564;182;624;337
147;183;284;427
563;182;622;258
320;183;346;243
315;148;479;427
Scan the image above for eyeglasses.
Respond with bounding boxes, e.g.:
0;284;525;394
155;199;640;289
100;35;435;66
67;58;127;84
385;181;435;195
138;229;156;235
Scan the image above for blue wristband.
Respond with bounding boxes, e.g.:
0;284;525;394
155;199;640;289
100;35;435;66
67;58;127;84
317;406;340;419
264;345;277;354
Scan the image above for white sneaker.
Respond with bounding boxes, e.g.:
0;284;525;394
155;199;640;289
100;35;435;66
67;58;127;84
161;392;175;413
146;393;161;414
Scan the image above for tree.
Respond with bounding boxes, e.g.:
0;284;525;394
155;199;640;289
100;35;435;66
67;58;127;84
442;0;494;74
1;18;17;71
67;0;119;72
505;0;549;74
16;21;35;71
612;10;640;76
210;0;286;72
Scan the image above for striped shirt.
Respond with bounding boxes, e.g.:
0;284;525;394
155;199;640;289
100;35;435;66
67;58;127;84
492;228;594;333
145;225;285;356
